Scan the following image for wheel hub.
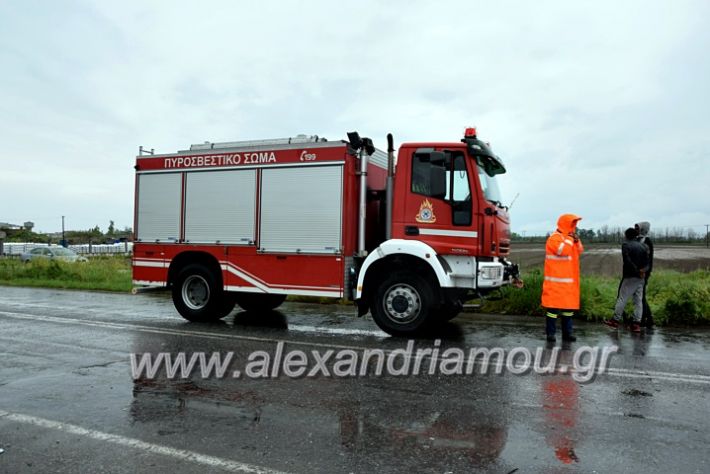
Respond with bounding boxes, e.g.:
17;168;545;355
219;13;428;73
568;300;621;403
384;284;421;324
182;275;210;310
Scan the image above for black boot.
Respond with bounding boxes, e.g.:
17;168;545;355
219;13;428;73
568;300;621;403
561;315;576;342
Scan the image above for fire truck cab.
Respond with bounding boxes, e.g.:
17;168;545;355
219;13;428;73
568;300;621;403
132;129;519;336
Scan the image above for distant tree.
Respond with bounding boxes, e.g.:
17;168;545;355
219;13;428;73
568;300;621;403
107;220;115;236
577;228;596;242
6;229;50;243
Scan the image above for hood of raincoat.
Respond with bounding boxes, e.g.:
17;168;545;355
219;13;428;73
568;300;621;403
635;221;651;237
557;213;582;234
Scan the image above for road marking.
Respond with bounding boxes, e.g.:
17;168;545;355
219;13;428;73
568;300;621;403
287;324;388;337
0;300;383;334
0;299;546;328
0;310;374;352
0;410;290;474
1;310;710;385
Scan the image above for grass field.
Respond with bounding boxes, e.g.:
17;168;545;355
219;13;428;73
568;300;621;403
0;256;132;292
510;242;710;277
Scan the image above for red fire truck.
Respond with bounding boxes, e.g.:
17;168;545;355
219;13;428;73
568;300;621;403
132;129;519;335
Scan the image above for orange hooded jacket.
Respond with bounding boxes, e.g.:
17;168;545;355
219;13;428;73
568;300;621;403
541;214;584;310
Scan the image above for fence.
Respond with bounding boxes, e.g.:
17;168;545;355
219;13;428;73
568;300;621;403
1;242;133;256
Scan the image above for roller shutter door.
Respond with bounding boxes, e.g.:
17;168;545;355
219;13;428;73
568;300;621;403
184;170;256;244
260;165;343;254
136;173;182;242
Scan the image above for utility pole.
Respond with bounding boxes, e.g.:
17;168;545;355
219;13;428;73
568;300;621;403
706;224;709;248
62;216;66;247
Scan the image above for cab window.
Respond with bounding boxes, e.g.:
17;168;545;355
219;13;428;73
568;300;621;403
411;153;445;197
411;151;472;226
447;153;472;226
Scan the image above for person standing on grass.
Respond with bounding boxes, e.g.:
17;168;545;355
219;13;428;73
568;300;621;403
541;213;584;343
603;228;650;333
635;221;654;329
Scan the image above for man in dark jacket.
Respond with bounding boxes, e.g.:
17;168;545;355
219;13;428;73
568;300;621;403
603;228;650;333
635;221;654;329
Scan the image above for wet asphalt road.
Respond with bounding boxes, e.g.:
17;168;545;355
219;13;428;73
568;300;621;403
1;287;709;473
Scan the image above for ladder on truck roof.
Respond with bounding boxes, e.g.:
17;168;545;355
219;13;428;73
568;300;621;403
189;134;328;151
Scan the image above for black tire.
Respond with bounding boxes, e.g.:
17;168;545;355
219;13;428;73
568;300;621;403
234;293;287;312
172;264;233;322
370;271;436;336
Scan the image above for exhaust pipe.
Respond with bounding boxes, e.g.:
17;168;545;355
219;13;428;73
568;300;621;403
385;133;395;240
348;131;375;257
357;146;368;257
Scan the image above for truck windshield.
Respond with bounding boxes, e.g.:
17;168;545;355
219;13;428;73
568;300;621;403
477;165;503;206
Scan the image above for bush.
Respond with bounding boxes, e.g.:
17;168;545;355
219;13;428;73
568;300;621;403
653;270;710;325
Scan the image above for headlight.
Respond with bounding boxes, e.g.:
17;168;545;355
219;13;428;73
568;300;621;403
479;266;502;280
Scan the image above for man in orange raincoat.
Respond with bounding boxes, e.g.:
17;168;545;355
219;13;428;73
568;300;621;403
541;214;584;342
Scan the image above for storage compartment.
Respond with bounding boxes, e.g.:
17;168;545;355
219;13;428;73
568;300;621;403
259;165;343;254
184;170;256;244
136;173;182;242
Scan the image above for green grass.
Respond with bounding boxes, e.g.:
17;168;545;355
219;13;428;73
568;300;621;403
0;256;132;292
482;269;710;326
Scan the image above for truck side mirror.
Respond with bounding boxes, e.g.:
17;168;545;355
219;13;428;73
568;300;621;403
430;164;447;199
429;151;445;166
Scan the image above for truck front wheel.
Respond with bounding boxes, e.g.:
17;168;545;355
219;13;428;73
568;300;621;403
371;272;435;336
172;264;234;322
234;293;287;312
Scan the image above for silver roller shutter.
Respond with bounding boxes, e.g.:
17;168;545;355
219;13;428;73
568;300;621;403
260;165;343;254
136;173;182;242
184;170;256;244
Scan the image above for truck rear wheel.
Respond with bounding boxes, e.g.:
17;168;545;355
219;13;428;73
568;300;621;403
234;293;287;312
371;272;435;336
172;264;234;322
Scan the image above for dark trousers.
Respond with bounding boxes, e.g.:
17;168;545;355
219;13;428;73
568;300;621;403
545;309;574;336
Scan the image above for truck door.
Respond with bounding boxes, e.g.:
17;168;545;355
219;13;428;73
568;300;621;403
396;149;479;255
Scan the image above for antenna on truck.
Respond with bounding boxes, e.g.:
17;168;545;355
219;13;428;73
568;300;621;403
508;192;520;210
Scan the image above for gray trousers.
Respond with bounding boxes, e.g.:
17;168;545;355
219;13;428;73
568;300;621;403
614;277;644;322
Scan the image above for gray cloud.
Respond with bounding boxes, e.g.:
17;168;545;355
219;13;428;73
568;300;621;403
0;0;708;235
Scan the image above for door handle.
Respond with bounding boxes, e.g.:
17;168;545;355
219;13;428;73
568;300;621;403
404;226;420;236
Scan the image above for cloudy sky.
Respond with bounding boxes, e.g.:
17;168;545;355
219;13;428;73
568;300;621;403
1;0;708;235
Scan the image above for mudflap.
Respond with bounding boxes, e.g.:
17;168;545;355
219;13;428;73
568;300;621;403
356;299;369;317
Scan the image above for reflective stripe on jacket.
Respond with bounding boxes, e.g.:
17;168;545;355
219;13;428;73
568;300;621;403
541;214;584;310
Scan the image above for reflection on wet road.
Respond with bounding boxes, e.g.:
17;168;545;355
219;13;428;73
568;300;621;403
1;286;709;473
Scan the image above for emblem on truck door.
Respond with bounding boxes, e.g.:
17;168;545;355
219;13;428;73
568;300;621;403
415;199;437;223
